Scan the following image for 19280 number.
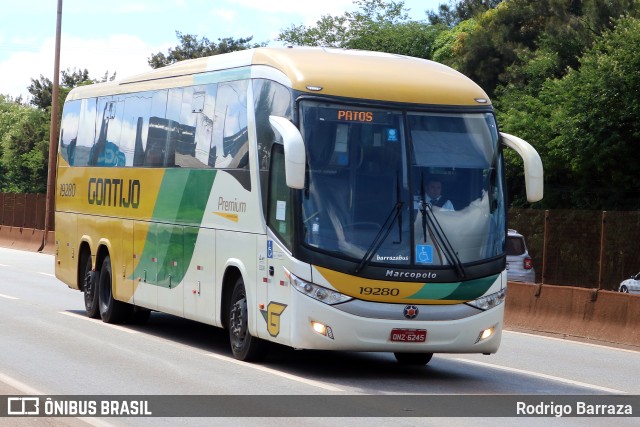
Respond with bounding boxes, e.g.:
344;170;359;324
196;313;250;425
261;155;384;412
359;287;400;296
59;183;76;197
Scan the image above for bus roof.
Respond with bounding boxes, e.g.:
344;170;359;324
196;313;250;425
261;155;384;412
66;47;491;106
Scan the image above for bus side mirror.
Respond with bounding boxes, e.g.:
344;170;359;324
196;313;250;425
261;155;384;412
500;132;544;203
269;116;306;189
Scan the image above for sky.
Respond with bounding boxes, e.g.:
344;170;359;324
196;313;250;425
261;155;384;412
0;0;444;101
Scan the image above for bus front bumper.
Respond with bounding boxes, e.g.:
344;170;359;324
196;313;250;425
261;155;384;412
286;290;504;354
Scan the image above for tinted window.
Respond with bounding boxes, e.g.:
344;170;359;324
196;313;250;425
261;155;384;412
210;80;249;169
91;96;126;166
267;144;293;248
59;100;80;165
119;91;159;166
61;80;250;173
74;98;98;166
506;236;526;255
165;85;216;168
253;79;292;216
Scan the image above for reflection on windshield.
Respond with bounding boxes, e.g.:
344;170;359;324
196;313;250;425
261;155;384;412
299;102;504;268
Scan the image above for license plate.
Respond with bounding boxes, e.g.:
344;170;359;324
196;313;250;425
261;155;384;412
390;328;427;343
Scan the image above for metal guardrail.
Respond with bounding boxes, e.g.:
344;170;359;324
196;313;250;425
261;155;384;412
509;209;640;291
0;193;49;230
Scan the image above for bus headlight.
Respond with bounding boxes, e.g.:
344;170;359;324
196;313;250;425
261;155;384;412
287;271;352;305
466;288;506;310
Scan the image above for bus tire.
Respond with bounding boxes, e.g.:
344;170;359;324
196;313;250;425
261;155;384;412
228;277;268;362
393;352;433;365
98;255;129;324
82;256;99;319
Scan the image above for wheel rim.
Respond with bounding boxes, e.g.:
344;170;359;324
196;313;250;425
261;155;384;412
84;273;95;306
229;295;248;351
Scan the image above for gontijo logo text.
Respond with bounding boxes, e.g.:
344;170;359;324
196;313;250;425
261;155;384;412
88;177;141;208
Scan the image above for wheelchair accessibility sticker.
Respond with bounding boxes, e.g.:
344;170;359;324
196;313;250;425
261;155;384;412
416;245;433;264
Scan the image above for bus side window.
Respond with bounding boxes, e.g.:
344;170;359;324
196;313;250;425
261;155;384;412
267;144;293;249
120;91;157;167
253;79;293;218
73;98;98;167
59;100;81;165
210;81;249;170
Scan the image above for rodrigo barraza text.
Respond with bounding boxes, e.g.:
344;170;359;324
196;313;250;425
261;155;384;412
516;401;632;417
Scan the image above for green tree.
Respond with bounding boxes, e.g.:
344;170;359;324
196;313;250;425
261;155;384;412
428;0;502;27
148;32;266;69
448;0;640;98
3;68;108;193
278;0;439;59
431;18;478;67
27;68;99;111
0;99;49;193
498;16;640;210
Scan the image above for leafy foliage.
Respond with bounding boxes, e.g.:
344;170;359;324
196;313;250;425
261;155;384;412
148;32;266;69
27;68;109;111
0;100;49;192
2;0;640;211
278;0;439;59
428;0;502;27
498;15;640;210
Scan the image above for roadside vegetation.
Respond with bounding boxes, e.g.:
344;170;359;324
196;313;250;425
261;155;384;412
2;0;639;209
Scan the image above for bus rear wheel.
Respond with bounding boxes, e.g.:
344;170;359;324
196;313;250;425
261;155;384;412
228;277;268;361
82;255;99;319
393;352;433;365
98;255;130;324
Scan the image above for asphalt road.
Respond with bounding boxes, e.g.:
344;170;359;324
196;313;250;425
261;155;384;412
0;247;638;427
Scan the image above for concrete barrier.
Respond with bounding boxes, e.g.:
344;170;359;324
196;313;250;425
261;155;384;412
0;230;638;348
0;226;14;248
10;228;45;252
505;281;640;347
40;231;56;255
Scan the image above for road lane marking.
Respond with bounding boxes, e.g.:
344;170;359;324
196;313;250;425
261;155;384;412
505;330;640;354
453;358;626;394
0;293;19;300
206;353;344;392
38;272;55;277
0;371;116;427
0;371;44;395
58;311;139;334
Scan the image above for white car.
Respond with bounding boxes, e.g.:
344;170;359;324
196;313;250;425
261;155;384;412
619;272;640;294
506;229;536;283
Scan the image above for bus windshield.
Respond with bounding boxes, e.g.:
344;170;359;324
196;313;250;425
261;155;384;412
300;101;504;268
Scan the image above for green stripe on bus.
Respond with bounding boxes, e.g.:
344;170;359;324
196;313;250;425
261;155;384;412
152;169;217;224
406;275;498;301
133;169;216;288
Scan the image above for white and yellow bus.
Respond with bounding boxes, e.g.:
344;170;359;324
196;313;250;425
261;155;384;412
55;47;542;364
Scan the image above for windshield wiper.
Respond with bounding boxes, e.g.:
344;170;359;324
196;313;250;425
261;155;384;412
419;173;465;278
355;200;403;274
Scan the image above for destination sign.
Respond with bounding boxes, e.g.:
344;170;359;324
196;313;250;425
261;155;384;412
318;107;392;125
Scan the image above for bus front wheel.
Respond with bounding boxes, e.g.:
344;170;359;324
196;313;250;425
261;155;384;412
98;255;129;324
228;277;268;361
393;352;433;365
